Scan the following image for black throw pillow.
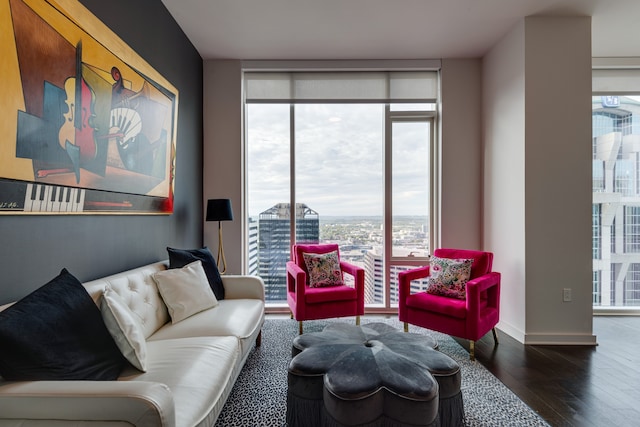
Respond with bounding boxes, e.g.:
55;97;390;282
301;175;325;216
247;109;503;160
0;268;125;381
167;246;225;300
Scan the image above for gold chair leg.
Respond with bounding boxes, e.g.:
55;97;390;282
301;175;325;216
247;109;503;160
403;322;409;333
492;327;499;344
469;340;475;361
290;312;293;319
298;321;303;335
356;315;361;326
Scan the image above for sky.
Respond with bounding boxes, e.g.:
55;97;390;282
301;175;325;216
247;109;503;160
246;103;430;218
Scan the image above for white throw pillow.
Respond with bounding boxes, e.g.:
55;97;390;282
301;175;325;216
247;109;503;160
152;260;219;323
100;287;148;372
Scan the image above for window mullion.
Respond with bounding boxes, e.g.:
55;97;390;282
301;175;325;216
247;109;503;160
290;104;296;254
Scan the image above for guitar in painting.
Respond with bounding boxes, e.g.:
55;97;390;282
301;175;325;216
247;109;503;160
58;41;97;183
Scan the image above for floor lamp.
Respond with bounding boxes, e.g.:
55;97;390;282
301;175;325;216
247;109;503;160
206;199;233;274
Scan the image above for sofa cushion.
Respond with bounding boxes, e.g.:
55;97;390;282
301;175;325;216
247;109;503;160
167;246;225;300
148;299;264;356
0;269;125;381
100;286;148;372
118;336;239;427
152;261;219;324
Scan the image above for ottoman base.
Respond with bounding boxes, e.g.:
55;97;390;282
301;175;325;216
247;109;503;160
287;322;463;427
438;390;464;427
286;394;439;427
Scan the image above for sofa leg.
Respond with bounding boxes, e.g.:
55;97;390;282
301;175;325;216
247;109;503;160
299;321;303;335
469;340;475;361
256;330;262;347
356;315;360;326
492;327;499;345
403;322;408;333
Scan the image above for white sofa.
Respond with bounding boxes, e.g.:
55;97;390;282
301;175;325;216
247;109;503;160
0;261;265;427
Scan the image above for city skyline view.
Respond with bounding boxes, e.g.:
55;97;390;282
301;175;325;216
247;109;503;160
246;98;433;309
250;205;429;305
246;103;430;217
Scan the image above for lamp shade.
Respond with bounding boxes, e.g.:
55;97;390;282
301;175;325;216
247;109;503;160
206;199;234;222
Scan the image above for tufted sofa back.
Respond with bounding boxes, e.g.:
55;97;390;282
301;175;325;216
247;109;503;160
83;262;170;339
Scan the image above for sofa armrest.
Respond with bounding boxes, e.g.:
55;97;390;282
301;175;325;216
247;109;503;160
221;275;265;301
0;380;175;427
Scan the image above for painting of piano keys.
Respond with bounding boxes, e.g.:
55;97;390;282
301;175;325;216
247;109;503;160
0;0;178;214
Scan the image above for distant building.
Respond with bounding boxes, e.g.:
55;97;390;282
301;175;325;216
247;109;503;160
258;203;319;301
363;248;428;305
247;217;259;276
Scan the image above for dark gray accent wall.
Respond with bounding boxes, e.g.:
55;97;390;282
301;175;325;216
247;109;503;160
0;0;203;305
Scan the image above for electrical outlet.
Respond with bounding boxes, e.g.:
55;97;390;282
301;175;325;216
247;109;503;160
563;288;572;302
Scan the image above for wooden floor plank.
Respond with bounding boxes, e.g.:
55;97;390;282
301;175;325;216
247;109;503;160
470;316;640;427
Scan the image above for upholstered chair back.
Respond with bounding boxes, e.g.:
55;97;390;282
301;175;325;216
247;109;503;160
433;248;493;279
293;243;341;285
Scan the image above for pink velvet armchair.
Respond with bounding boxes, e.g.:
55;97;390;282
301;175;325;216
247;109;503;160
287;244;365;334
398;248;501;360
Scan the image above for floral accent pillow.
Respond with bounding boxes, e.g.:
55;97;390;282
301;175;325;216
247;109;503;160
426;256;473;299
302;250;345;287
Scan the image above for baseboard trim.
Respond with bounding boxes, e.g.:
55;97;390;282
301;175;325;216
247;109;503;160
496;321;598;345
495;321;525;343
523;333;598;346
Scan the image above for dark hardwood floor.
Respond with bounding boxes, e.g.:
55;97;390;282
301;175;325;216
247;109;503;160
463;316;640;427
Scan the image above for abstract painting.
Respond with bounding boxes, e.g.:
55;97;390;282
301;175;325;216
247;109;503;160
0;0;178;214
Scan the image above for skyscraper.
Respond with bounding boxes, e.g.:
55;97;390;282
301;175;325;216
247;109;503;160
258;203;319;301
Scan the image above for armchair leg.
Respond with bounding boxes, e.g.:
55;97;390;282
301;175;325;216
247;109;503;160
298;321;303;335
356;315;361;326
403;322;409;333
290;312;293;319
468;330;498;361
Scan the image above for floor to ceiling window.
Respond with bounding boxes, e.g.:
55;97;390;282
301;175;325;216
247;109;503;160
244;69;439;311
592;94;640;308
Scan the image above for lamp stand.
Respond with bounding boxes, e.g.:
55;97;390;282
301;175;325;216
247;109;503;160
217;221;227;274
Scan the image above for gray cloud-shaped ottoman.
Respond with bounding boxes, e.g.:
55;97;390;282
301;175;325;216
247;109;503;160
287;322;463;427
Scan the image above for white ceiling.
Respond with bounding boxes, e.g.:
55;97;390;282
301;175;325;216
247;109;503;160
160;0;640;61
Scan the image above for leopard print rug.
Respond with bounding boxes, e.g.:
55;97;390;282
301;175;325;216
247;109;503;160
214;317;549;427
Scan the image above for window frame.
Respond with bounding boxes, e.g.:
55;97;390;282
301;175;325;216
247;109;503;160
592;82;640;314
243;65;441;314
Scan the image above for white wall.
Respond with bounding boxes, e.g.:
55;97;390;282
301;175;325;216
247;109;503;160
203;59;485;273
203;60;243;274
483;16;596;344
440;59;483;250
483;21;528;341
204;36;596;344
523;16;594;344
